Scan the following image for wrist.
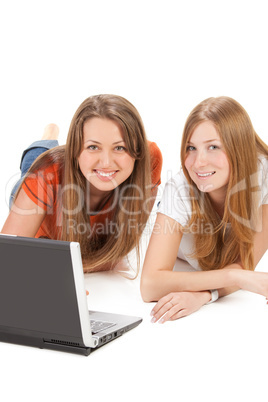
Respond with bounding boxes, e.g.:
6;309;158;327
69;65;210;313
200;290;212;304
206;289;219;304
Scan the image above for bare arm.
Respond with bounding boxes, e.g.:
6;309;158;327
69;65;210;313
141;206;268;302
140;213;238;302
1;188;46;237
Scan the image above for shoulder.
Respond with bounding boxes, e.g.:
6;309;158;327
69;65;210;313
148;141;163;169
165;169;190;190
257;155;268;186
157;170;192;226
27;161;62;184
163;170;192;204
22;159;63;209
258;154;268;171
147;141;163;187
258;155;268;204
27;146;65;183
148;141;162;158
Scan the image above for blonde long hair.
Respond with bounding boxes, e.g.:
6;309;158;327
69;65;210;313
180;96;268;271
19;95;152;274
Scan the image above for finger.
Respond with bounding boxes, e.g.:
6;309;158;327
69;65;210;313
169;309;187;321
158;306;184;323
151;300;175;322
151;294;174;316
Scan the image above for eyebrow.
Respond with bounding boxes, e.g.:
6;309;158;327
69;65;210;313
84;139;125;145
187;139;221;144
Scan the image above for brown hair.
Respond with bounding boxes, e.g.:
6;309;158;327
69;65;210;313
180;96;268;271
18;95;152;275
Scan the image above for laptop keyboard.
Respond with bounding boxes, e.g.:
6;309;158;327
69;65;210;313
90;319;116;334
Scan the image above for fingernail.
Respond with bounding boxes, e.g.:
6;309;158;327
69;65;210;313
158;318;165;324
151;317;157;323
150;310;155;316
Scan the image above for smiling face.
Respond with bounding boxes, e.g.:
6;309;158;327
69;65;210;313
184;121;230;203
78;117;135;197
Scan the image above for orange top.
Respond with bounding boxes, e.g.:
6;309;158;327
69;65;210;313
22;141;163;239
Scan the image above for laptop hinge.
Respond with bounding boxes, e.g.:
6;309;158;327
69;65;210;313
92;336;99;347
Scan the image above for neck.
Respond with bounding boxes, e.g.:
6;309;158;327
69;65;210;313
87;185;113;212
207;188;227;219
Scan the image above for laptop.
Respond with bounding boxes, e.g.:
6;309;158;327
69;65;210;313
0;234;142;356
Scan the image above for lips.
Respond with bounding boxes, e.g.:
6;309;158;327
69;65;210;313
93;169;119;181
95;170;117;177
196;171;216;178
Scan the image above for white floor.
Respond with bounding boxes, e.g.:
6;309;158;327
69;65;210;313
0;222;267;402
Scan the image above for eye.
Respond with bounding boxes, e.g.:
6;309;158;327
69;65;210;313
208;145;219;150
87;145;99;151
114;146;127;152
186;145;196;151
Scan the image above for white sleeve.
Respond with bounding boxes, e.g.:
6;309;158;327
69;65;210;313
259;156;268;205
157;171;192;227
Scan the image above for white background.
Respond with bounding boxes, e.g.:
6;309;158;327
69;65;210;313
1;0;268;225
0;1;268;401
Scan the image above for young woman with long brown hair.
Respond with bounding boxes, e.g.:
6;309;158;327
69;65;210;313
141;96;268;322
1;94;162;274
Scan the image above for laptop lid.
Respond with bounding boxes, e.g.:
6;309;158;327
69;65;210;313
0;235;101;354
0;234;142;355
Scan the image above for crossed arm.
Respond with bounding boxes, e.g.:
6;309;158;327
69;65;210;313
140;205;268;322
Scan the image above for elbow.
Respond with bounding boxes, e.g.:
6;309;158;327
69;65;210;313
140;272;157;303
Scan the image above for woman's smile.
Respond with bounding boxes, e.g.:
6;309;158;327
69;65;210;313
93;169;119;181
195;170;216;179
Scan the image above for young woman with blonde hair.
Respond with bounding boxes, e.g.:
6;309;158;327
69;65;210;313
2;94;162;274
141;96;268;322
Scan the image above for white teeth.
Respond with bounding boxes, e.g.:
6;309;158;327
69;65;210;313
197;172;215;177
96;170;116;177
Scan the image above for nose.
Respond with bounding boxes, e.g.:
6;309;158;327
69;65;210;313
193;149;207;168
100;150;113;167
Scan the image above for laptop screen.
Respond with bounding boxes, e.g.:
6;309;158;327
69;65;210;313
0;236;83;340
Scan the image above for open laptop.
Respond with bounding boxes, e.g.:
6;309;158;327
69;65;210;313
0;234;142;356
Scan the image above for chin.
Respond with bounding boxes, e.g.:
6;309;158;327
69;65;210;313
93;183;116;191
195;183;214;193
94;180;120;191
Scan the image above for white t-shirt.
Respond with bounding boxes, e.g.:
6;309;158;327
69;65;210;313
157;155;268;270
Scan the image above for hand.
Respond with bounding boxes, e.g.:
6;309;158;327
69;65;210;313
150;291;211;324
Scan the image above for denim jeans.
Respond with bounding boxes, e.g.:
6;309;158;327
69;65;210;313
9;140;59;208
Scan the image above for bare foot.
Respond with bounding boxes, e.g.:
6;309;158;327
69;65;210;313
41;124;59;140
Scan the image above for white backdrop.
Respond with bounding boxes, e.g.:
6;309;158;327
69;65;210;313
0;2;268;401
1;0;268;227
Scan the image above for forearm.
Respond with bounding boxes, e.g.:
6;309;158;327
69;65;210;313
217;285;240;298
141;264;241;302
193;286;239;305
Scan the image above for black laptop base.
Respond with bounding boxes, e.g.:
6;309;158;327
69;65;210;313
0;319;140;356
0;330;92;356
